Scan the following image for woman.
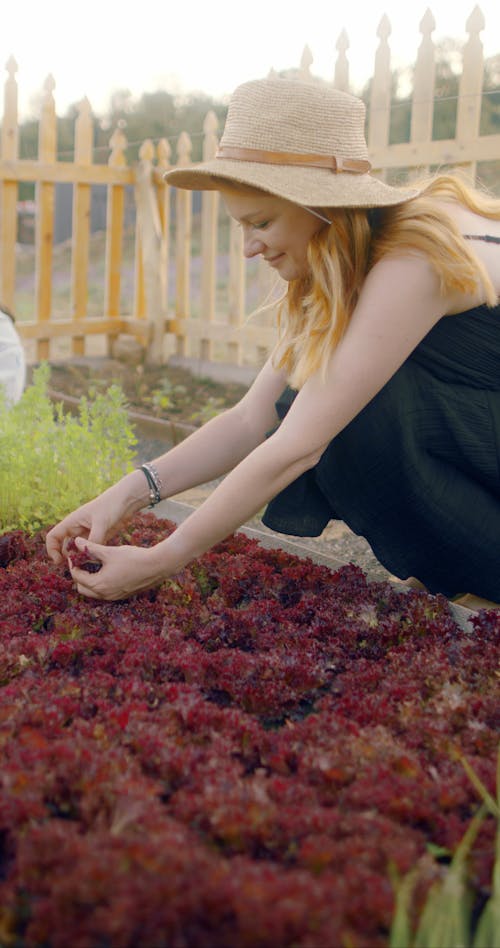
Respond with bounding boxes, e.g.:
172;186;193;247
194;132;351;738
46;78;500;604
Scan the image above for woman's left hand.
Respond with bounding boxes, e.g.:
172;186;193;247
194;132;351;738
67;538;168;601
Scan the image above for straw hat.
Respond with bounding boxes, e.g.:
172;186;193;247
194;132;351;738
164;78;421;209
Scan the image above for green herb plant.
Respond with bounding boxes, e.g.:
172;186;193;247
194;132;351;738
189;395;225;425
390;746;500;948
0;363;137;534
145;378;188;418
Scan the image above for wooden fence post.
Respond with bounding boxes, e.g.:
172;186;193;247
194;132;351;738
299;46;314;82
0;57;18;313
369;16;392;181
334;30;350;92
410;9;436;173
174;131;192;358
35;74;57;361
71;98;93;356
456;6;485;183
104;126;127;352
200;110;219;362
135;138;167;364
154;138;172;359
227;219;245;365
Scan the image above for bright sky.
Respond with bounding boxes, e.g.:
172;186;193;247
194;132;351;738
3;0;500;119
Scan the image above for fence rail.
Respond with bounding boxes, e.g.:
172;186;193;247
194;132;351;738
1;6;499;370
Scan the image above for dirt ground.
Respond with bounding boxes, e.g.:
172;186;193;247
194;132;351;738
35;357;249;427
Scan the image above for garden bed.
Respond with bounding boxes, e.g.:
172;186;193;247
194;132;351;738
0;512;498;947
39;357;250;429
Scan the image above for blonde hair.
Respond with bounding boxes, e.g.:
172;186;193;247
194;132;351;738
275;173;500;389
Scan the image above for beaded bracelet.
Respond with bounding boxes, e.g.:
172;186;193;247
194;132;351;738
139;462;163;507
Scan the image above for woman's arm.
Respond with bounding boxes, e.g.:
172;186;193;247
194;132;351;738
70;252;452;600
144;355;286;497
46;355;286;563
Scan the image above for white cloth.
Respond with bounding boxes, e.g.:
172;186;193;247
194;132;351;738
0;310;26;404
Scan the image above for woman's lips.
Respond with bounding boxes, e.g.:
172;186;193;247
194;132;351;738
265;253;285;267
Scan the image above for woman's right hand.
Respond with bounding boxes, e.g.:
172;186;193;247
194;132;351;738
46;496;116;566
45;473;145;566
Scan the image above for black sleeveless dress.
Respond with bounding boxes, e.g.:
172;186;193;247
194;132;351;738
262;236;500;600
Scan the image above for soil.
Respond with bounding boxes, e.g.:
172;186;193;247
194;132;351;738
35;358;249;427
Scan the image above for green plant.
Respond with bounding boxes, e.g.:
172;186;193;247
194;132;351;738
189;395;225;425
0;363;137;534
147;378;187;416
390;747;500;948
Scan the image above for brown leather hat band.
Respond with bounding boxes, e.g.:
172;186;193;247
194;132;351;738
216;145;371;174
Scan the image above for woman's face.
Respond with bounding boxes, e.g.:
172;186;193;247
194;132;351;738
221;187;326;281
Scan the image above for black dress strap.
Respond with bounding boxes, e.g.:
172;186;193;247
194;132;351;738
463;234;500;243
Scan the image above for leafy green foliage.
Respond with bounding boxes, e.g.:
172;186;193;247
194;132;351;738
147;377;188;416
390;747;500;948
189;395;225;425
0;363;137;534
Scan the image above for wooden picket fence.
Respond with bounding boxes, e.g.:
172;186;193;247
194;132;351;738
1;5;499;370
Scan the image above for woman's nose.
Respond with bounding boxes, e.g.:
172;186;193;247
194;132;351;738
243;232;265;259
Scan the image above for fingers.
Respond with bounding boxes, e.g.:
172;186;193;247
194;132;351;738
74;537;103;557
87;526;108;545
46;519;92;563
46;525;70;562
69;560;105;598
46;525;65;563
69;539;110;599
74;581;102;600
72;570;123;602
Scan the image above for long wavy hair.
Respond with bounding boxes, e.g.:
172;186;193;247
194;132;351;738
274;173;500;389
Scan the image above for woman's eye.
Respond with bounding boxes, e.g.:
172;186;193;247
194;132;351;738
253;220;270;230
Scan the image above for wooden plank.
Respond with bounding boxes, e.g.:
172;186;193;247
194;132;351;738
334;30;350;92
200;111;219;362
17;316;155;340
168;316;277;347
133;218;145;320
35;75;57;360
104;128;127;349
0;57;19;311
104;185;124;315
227;218;245;364
456;7;485;182
0;182;17;307
135;140;166;363
71;98;93;356
174;131;193;358
368;15;391;182
156;138;172;361
410;10;436;177
0;159;133;185
370;134;500;171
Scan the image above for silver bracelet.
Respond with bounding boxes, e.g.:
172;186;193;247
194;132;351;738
139;462;163;507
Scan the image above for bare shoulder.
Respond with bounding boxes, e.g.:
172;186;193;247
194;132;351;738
366;206;500;315
436;201;500;308
359;252;446;319
443;201;500;241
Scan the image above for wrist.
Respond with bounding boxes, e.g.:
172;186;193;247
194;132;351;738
138;462;163;507
118;469;155;514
